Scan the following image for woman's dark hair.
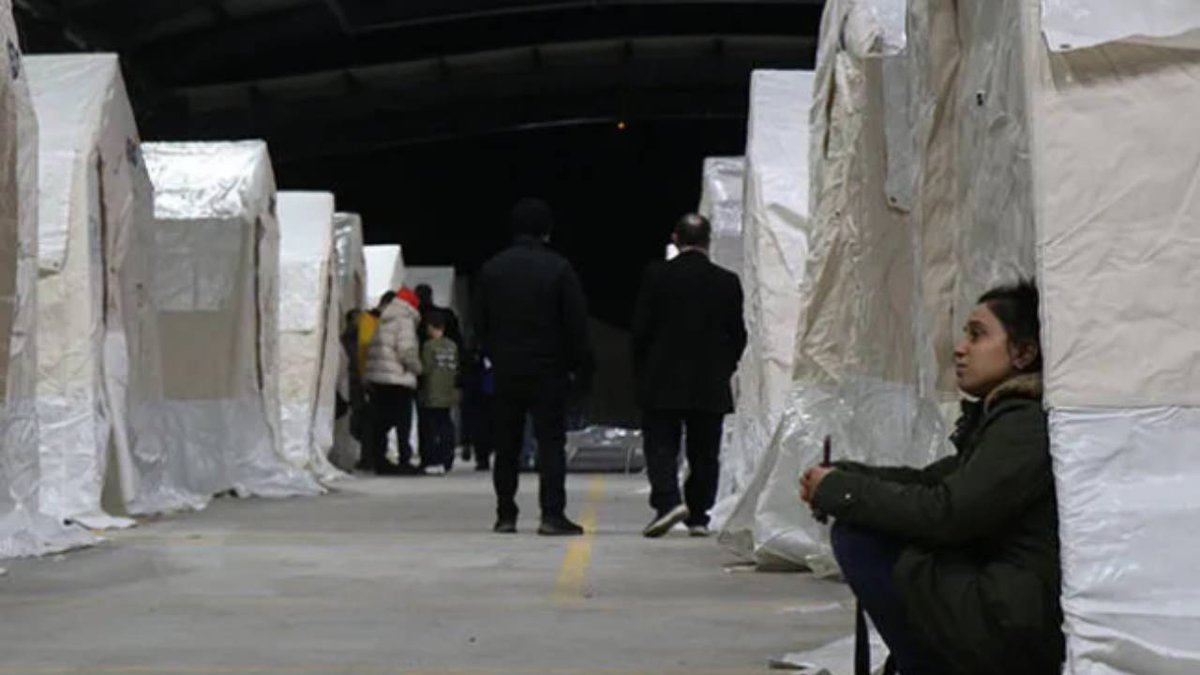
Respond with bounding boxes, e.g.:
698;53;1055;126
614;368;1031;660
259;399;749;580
978;279;1042;372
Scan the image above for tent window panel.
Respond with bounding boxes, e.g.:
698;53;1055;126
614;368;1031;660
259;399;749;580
150;218;242;312
158;310;243;400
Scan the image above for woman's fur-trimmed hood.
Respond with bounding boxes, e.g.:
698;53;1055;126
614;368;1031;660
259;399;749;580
984;372;1044;412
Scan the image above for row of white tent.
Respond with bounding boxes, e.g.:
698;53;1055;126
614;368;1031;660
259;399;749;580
0;31;457;557
701;1;1200;672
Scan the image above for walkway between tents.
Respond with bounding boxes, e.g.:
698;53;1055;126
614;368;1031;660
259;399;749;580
0;472;853;674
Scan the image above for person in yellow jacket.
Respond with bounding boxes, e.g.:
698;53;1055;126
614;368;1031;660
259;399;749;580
357;291;393;378
351;291;393;470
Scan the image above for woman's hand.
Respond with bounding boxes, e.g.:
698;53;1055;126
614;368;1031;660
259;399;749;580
799;466;834;504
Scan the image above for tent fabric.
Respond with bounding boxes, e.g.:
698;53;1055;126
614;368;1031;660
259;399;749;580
1042;0;1200;51
697;156;745;276
0;3;96;557
277;191;344;484
139;141;322;512
330;212;365;471
26;54;160;529
716;70;814;549
1022;4;1200;670
721;0;976;568
404;266;456;310
333;213;366;318
364;245;406;306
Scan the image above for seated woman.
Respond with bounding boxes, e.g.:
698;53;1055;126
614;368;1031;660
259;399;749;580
800;281;1063;675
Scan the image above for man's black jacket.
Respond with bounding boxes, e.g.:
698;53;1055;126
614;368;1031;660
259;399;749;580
632;250;747;413
473;236;593;390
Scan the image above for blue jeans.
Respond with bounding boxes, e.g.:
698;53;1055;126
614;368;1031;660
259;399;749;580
831;523;951;675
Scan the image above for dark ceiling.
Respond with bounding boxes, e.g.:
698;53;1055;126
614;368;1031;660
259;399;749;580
13;0;822;327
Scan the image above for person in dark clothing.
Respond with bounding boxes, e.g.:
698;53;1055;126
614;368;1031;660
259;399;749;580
461;346;495;471
632;213;748;538
474;198;594;536
800;280;1063;675
415;284;463;349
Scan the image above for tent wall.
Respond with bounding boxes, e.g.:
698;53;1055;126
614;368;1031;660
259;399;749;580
333;213;366;318
404;266;456;310
27;54;160;529
364;245;405;306
277;191;343;484
721;0;970;568
331;212;365;471
0;1;94;557
697;156;745;276
717;70;814;554
140;142;321;512
1023;3;1200;671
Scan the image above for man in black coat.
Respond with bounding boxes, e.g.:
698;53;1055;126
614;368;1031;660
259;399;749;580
633;213;747;538
474;198;594;536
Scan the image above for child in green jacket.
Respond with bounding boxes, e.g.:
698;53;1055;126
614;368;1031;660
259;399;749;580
418;312;460;472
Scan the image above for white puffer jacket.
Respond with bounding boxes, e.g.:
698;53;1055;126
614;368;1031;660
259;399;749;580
364;301;422;388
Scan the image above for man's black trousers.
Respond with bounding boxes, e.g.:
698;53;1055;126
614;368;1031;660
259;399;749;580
492;376;568;521
642;410;723;527
367;383;415;469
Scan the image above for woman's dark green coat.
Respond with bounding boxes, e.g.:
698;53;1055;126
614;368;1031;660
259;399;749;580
812;374;1064;675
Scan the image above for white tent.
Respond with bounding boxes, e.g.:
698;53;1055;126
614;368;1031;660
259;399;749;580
277;191;344;484
0;2;95;558
364;244;405;307
140;142;322;511
720;0;977;569
331;212;365;471
697;157;745;276
716;71;815;554
334;213;366;317
404;266;456;310
1019;1;1200;671
26;54;162;529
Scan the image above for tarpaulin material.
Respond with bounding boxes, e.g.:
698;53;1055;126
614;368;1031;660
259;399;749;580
697;156;745;276
27;54;158;529
404;266;456;310
1023;2;1200;669
1042;0;1200;51
278;191;344;484
717;70;814;546
140;141;322;512
364;245;405;305
722;0;969;568
333;213;366;318
330;212;365;472
0;6;96;557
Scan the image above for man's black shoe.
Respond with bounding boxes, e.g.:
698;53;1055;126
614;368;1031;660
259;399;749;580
538;516;585;536
493;519;517;534
475;461;490;472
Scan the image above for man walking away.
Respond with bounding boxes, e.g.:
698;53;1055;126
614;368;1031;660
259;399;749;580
419;312;460;473
364;287;423;475
633;213;747;538
474;198;594;536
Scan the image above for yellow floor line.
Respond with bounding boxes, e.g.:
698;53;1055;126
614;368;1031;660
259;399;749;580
552;475;605;603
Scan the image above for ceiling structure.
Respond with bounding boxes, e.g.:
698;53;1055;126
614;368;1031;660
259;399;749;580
14;0;824;161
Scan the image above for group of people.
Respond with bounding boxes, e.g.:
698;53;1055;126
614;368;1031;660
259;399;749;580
342;283;492;477
344;196;1064;673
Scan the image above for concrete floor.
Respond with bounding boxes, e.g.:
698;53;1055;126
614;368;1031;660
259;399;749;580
0;471;854;674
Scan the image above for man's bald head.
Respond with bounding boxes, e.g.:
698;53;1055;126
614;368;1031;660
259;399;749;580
673;213;712;250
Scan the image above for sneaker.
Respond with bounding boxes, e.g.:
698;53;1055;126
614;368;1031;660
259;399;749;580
493;519;517;534
538;516;585;536
687;524;711;538
642;504;689;538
